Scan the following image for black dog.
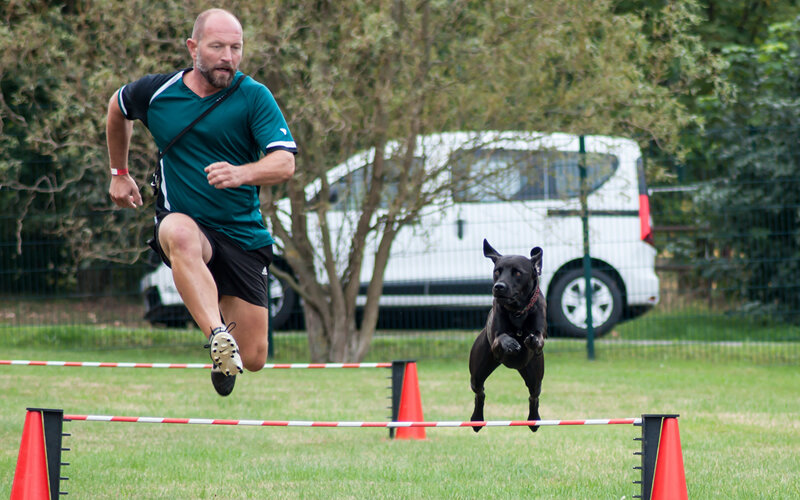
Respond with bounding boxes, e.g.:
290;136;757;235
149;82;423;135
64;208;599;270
469;239;546;433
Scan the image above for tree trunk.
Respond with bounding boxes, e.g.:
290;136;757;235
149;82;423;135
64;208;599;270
304;297;363;362
304;308;329;362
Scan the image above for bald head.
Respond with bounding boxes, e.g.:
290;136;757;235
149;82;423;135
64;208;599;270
187;8;244;91
191;8;242;42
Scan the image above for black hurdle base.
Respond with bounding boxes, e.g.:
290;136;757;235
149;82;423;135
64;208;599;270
634;413;680;500
387;360;415;439
13;408;69;500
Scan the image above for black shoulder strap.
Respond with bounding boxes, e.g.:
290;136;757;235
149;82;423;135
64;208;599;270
157;75;244;161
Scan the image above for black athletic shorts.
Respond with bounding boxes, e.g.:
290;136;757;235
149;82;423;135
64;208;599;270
149;217;274;308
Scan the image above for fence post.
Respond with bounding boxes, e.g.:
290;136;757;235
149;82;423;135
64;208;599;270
579;135;595;359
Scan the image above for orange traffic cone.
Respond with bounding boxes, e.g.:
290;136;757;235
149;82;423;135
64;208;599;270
11;410;51;500
651;416;687;500
394;361;425;440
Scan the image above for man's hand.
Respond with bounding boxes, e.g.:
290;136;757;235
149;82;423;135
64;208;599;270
109;175;143;208
205;161;244;189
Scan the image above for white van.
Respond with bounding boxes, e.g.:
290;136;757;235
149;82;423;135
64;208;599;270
142;131;659;337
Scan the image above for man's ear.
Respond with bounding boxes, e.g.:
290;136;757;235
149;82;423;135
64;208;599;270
186;38;198;59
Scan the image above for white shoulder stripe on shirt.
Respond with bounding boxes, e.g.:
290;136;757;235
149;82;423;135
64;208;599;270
267;140;297;150
117;84;129;116
150;71;185;105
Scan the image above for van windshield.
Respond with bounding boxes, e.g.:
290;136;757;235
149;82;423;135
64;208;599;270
451;149;619;202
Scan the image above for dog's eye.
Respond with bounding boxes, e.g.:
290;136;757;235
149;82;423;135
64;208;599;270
513;270;522;277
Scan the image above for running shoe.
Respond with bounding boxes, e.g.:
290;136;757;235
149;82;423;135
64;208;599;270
205;325;243;395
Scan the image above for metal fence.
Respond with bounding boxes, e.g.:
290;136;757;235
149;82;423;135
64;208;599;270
2;129;799;364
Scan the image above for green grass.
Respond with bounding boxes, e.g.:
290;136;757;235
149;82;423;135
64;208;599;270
615;307;800;342
2;341;799;499
4;319;799;365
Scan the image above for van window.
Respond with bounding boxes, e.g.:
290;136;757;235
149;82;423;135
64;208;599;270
327;166;367;212
326;157;425;211
451;148;619;202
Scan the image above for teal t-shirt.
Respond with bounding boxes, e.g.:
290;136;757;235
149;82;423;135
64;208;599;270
118;68;297;250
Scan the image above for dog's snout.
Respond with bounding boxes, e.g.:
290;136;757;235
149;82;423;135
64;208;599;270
493;282;507;294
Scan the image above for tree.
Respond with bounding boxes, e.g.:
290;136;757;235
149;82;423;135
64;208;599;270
691;17;800;321
0;1;192;293
615;1;800;50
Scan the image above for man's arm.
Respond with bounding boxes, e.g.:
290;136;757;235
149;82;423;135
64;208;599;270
204;150;296;189
106;91;143;208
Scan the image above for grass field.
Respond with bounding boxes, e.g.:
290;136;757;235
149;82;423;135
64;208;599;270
1;337;798;499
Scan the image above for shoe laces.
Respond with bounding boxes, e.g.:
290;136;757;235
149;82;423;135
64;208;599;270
204;322;237;348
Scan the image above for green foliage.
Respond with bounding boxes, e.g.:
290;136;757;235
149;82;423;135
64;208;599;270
693;0;800;49
621;0;800;180
686;17;800;322
0;1;193;292
617;0;800;50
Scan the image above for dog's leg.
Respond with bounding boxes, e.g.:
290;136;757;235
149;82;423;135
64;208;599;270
518;353;544;433
469;329;500;433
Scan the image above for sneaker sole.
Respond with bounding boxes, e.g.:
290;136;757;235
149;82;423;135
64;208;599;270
209;332;243;376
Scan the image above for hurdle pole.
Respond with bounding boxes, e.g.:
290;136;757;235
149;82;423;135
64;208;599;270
62;413;642;427
3;359;401;438
0;359;392;369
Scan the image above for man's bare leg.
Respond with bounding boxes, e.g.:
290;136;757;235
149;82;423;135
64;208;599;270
156;213;242;393
219;295;269;372
156;213;222;336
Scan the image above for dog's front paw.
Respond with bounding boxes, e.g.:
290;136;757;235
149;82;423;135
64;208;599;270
494;335;521;355
524;333;544;354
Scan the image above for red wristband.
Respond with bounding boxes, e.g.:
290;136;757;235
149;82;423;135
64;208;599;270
110;168;129;176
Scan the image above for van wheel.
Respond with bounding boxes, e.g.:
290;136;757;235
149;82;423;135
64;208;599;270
547;268;622;338
268;272;296;330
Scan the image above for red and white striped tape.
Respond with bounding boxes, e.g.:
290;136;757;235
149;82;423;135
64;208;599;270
63;415;641;428
0;360;391;369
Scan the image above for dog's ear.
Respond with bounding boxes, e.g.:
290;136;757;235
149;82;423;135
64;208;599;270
530;247;543;276
483;239;502;263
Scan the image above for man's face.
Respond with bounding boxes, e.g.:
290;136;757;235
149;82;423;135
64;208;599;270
191;14;243;89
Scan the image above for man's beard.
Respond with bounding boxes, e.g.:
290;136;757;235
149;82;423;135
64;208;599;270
196;52;236;89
